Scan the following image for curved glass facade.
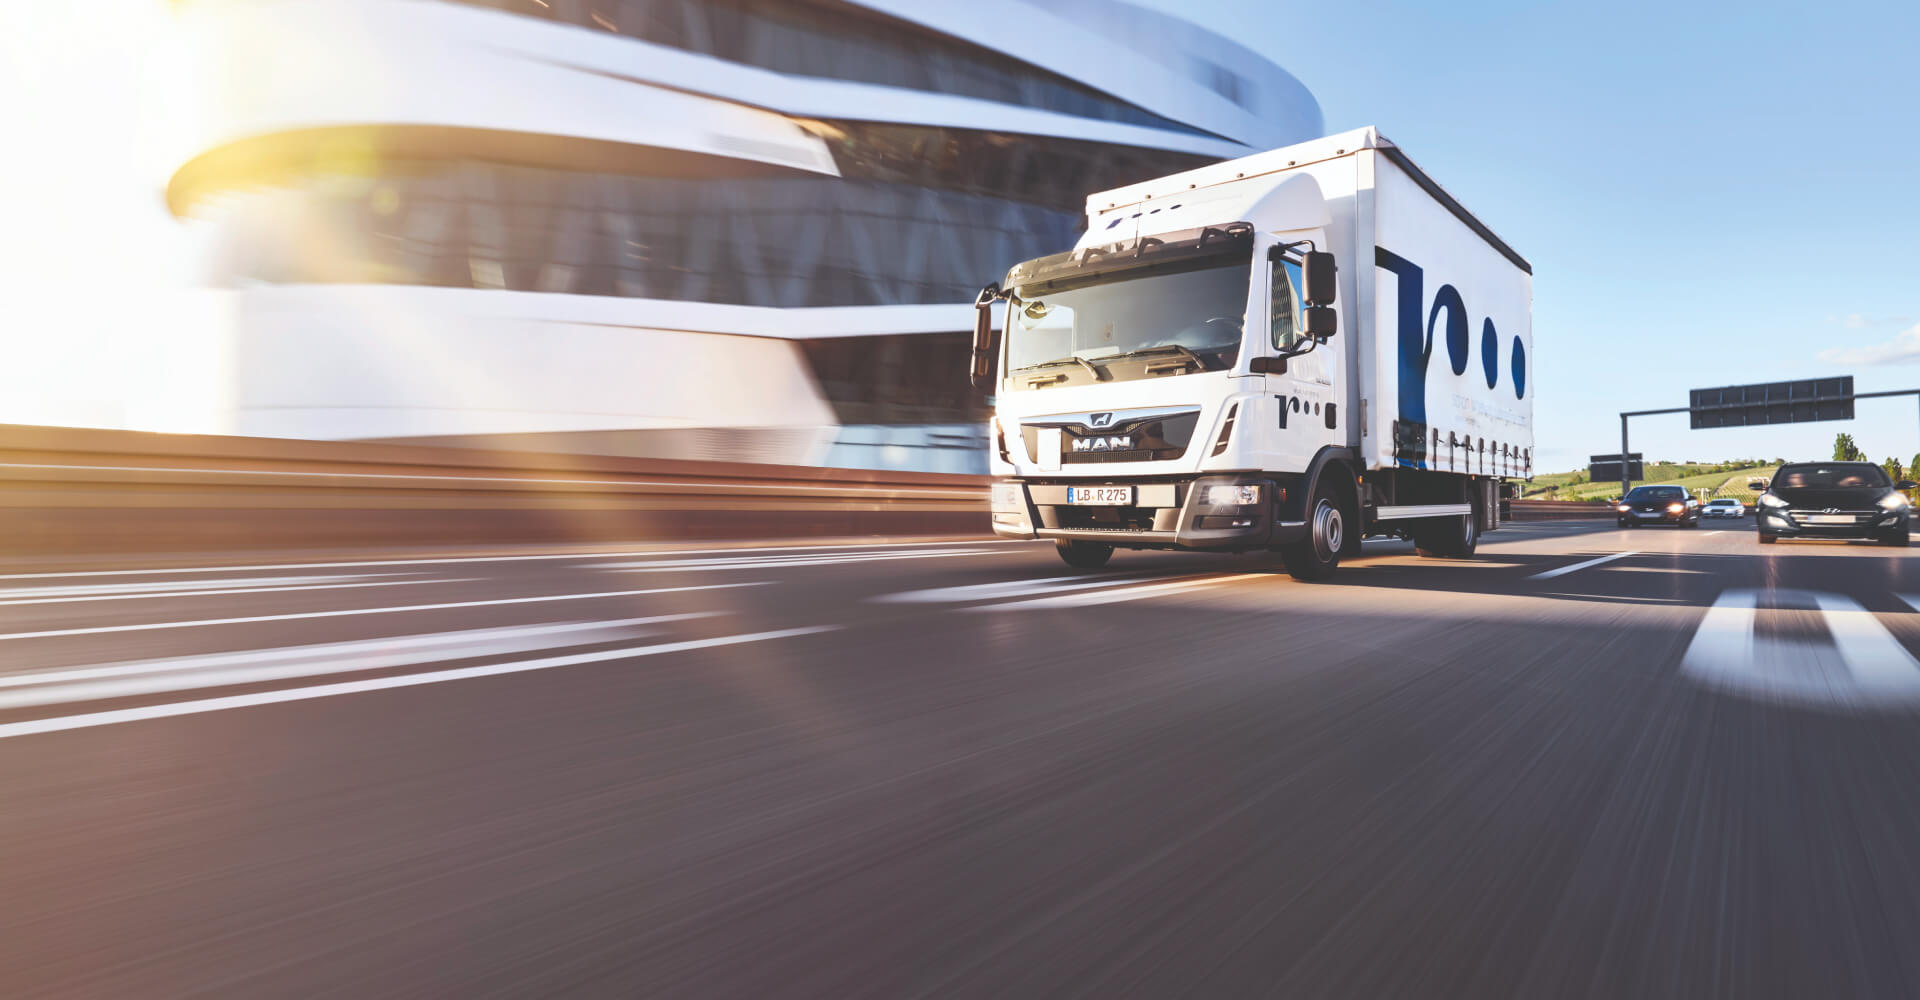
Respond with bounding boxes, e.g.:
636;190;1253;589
449;0;1221;137
198;126;1214;308
208;165;1082;307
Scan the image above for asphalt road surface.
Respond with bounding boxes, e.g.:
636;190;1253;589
5;518;1920;998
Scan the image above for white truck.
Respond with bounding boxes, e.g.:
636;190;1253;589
971;127;1533;580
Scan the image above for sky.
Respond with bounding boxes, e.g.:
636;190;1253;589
1143;0;1920;472
3;1;1918;472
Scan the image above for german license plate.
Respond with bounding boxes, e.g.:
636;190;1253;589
1068;486;1133;505
1805;514;1854;525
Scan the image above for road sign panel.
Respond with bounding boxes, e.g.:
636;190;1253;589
1689;377;1854;429
1590;460;1644;481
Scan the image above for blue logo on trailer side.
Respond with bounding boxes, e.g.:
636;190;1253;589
1374;247;1525;468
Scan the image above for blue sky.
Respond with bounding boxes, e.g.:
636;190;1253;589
1142;0;1920;472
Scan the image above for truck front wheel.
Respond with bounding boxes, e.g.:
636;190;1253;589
1055;540;1115;569
1279;479;1346;581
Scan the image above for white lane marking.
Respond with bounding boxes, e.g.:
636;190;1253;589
1528;551;1638;580
1681;589;1920;708
602;549;1004;572
0;626;840;740
0;576;473;607
0;574;398;600
876;574;1177;603
1703;531;1725;536
0;539;1027;582
965;573;1269;610
0;615;708;709
0;583;767;642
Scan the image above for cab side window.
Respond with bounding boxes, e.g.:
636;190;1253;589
1271;259;1304;351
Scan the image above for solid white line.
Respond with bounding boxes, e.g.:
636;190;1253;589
0;614;710;709
965;573;1269;610
0;583;768;642
0;539;1028;582
0;626;841;740
0;615;700;689
0;574;396;600
1528;551;1638;580
0;576;472;608
602;549;1003;572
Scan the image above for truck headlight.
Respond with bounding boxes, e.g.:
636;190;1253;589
1204;485;1262;507
990;483;1024;511
1758;493;1788;508
1881;492;1911;510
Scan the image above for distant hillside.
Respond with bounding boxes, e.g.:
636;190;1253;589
1525;462;1780;502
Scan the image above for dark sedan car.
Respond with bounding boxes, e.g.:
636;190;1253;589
1616;484;1699;528
1755;462;1913;546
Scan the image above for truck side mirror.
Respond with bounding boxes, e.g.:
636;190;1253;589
970;284;999;387
1303;251;1337;306
1303;305;1336;340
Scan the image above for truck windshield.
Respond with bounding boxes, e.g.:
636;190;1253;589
1005;255;1250;389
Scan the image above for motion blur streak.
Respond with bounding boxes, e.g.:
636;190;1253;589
5;522;1920;996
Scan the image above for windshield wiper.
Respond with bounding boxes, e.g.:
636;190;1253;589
1011;355;1108;381
1110;343;1209;371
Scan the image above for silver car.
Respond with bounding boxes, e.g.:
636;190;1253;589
1702;498;1746;518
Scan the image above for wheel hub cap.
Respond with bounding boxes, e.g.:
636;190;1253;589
1313;500;1343;561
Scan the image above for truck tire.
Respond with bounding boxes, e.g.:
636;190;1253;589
1055;540;1115;569
1279;478;1347;581
1414;507;1479;558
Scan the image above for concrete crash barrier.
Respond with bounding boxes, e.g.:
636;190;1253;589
0;424;990;556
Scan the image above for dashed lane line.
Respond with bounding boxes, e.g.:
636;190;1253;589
1528;551;1639;581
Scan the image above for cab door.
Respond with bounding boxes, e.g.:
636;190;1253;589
1250;242;1340;474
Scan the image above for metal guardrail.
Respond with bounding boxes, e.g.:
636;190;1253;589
1506;499;1615;520
0;425;989;555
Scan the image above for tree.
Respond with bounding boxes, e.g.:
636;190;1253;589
1886;457;1906;483
1833;433;1864;461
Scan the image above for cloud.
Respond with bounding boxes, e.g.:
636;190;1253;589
1847;313;1868;329
1819;322;1920;365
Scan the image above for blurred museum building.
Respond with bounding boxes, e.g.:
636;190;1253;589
169;0;1322;471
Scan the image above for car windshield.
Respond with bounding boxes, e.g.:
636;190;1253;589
1626;486;1686;500
1775;465;1890;489
1709;499;1736;506
1005;254;1250;388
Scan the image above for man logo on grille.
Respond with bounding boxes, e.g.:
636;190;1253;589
1090;412;1114;428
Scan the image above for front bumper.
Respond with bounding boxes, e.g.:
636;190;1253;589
1758;506;1907;538
990;474;1306;549
1619;508;1692;524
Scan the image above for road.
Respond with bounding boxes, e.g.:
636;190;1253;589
4;519;1920;998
